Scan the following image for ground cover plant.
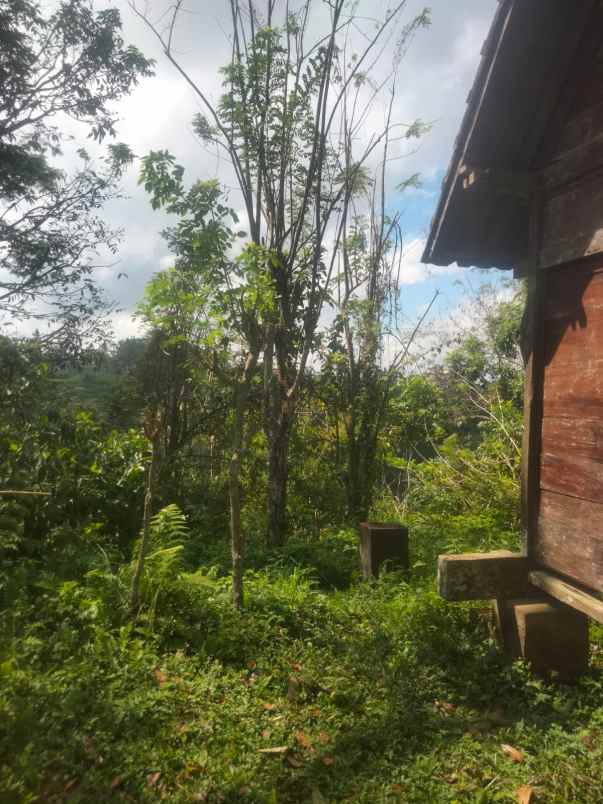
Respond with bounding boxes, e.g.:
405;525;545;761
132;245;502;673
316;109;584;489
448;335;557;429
2;540;603;803
2;206;601;804
2;1;603;802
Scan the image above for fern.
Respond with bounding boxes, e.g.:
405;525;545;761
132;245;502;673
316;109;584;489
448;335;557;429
149;503;189;551
129;504;190;619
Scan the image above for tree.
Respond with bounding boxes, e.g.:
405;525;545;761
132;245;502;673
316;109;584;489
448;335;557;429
437;284;525;441
322;253;438;520
138;164;272;607
0;0;153;349
132;0;430;544
318;84;437;522
129;408;162;618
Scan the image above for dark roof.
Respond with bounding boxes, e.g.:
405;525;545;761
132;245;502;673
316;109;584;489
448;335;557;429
422;0;597;269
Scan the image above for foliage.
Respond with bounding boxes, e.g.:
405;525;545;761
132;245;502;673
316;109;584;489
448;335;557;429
437;284;525;440
2;564;603;803
0;341;147;602
134;0;432;545
3;281;603;803
7;4;599;802
0;0;153;348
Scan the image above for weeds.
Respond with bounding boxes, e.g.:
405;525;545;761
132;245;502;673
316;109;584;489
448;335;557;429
1;554;603;803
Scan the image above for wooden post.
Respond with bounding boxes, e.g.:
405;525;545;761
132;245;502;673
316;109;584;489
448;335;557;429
359;522;409;579
520;258;545;558
494;598;589;680
438;552;591;678
437;551;532;600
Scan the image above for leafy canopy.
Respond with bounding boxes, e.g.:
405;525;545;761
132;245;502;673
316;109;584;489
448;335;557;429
0;0;153;349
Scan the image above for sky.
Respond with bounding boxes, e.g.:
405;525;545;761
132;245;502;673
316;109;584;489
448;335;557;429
56;0;506;341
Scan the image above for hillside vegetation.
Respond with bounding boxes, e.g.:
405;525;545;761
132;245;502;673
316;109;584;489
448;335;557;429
1;2;603;802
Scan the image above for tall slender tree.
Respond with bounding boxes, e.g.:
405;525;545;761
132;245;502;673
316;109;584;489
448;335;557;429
139;163;272;607
322;100;438;521
132;0;430;544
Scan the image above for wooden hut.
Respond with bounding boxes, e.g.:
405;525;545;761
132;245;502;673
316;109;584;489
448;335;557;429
423;0;603;676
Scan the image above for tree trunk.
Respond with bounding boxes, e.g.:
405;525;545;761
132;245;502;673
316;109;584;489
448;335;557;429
266;396;294;546
344;380;381;524
230;352;258;609
346;439;375;524
345;427;365;523
346;476;369;525
229;430;244;610
129;428;160;619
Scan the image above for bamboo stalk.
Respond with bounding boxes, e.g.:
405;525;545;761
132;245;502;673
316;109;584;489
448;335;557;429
0;490;51;497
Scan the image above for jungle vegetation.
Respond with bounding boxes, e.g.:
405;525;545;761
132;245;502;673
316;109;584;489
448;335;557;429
1;2;603;803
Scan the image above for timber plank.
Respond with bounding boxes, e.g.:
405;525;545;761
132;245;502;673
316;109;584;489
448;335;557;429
540;450;603;503
544;269;603;319
543;322;603;367
541;261;603;423
543;257;603;318
571;37;603;116
537;3;603;168
543;402;603;420
535;489;603;592
552;100;603;159
529;569;603;624
543;133;603;194
544;287;603;322
543;364;603;403
540;174;603;268
437;551;531;601
541;416;603;459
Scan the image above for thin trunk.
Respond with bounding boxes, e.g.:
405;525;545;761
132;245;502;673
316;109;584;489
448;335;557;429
346;436;364;522
129;427;160;619
267;395;294;546
230;425;244;609
230;351;258;609
346;407;376;523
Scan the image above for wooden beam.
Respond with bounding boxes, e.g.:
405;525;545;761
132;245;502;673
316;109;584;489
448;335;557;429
513;257;537;280
438;551;532;601
459;165;533;200
529;570;603;624
514;598;589;679
520;255;545;557
494;597;589;678
359;522;408;579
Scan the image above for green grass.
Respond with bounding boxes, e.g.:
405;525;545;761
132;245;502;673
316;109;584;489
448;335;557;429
1;557;603;803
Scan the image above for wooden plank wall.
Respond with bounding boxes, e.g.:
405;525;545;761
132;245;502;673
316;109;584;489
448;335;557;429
536;260;603;591
532;14;603;592
539;18;603;269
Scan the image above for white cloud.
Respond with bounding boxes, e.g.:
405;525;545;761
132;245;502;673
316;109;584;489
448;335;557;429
400;273;520;370
158;255;175;271
110;310;145;341
399;237;467;285
400;238;429;285
7;0;500;342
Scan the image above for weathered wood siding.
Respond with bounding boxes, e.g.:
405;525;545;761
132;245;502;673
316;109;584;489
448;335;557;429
539;21;603;269
532;21;603;592
536;260;603;591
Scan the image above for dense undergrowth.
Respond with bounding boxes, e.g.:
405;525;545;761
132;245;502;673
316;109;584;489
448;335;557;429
2;287;601;803
2;519;603;803
3;2;601;800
